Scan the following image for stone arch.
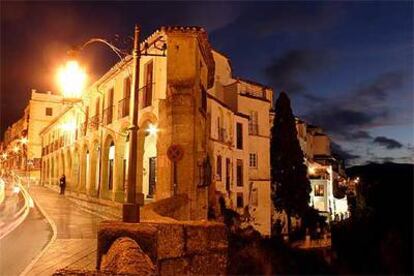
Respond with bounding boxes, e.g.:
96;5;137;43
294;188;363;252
72;146;80;192
79;142;90;193
89;139;101;197
102;134;116;200
137;114;158;200
65;148;72;191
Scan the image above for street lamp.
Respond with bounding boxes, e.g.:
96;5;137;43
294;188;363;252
58;25;166;223
57;60;87;102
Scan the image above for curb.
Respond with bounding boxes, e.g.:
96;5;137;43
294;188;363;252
20;186;58;276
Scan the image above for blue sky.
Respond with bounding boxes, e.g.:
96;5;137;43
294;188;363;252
1;1;412;165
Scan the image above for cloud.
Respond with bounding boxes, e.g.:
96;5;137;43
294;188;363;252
264;49;330;96
373;136;403;149
345;130;372;140
304;70;406;137
331;142;360;162
354;71;406;102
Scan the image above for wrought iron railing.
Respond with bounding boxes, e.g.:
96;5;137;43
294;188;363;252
103;106;114;126
118;97;130;119
248;123;259;135
89;115;100;130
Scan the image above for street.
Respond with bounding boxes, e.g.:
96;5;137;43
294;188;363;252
0;178;52;276
23;185;103;275
0;181;104;276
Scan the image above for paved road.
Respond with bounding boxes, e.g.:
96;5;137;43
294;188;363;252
25;186;103;275
0;189;52;276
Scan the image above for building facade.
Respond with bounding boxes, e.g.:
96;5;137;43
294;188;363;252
1;26;349;236
0;90;63;182
296;119;349;221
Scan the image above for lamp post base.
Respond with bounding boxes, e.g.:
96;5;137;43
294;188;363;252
122;203;140;223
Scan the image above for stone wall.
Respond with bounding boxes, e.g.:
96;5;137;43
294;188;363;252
97;220;228;275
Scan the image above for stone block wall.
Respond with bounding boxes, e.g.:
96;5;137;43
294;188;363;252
97;220;228;275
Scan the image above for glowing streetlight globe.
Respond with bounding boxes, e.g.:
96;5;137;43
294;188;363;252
20;137;28;145
57;60;87;100
146;123;159;136
60;120;77;132
13;146;19;153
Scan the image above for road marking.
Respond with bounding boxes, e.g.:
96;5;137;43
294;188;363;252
20;186;58;276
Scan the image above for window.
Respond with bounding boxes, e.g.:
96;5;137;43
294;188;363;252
216;155;222;180
45;107;53;116
237;193;244;208
314;184;324;196
236;123;243;149
249;153;257;168
249;111;258;135
201;85;207;112
143;61;153;108
250;186;258;207
236;159;243;187
108;142;115;190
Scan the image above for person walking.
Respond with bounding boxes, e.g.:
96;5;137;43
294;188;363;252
59;174;66;195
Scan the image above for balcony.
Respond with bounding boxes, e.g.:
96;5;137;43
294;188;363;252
241;89;267;100
103;106;114;126
118;97;130;119
248;123;259;135
218;128;228;143
89;115;100;130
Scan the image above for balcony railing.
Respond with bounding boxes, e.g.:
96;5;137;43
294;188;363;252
118;97;130;119
248;123;259;135
89;115;100;130
218;128;228;143
103;106;114;126
242;89;267;99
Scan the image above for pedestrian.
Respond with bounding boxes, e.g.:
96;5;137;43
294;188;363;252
59;174;66;195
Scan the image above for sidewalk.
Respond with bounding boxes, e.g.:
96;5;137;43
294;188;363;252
24;186;104;275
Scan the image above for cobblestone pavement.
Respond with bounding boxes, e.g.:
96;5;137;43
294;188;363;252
24;186;104;275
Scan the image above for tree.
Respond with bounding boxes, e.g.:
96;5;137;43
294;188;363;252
271;91;311;237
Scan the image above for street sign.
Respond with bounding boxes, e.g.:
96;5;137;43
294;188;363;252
167;144;184;162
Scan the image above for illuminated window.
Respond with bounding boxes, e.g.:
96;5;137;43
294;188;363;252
249;153;257;168
45;107;53;116
314;184;324;196
108;142;115;190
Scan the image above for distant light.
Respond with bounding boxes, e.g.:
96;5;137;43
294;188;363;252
12;185;20;194
146;123;159;136
1;153;7;159
13;146;20;153
20;137;28;145
308;166;316;175
60;120;77;132
57;60;87;99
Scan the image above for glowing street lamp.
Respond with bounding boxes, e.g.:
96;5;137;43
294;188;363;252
146;123;159;136
13;146;20;153
57;60;87;101
60;120;77;133
1;153;7;160
20;137;28;145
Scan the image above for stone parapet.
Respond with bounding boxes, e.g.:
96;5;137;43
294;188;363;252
97;220;228;275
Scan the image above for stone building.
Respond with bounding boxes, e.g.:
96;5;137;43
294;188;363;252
0;90;63;182
296;119;349;220
38;26;274;235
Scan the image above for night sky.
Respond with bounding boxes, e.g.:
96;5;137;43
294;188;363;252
1;1;413;165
